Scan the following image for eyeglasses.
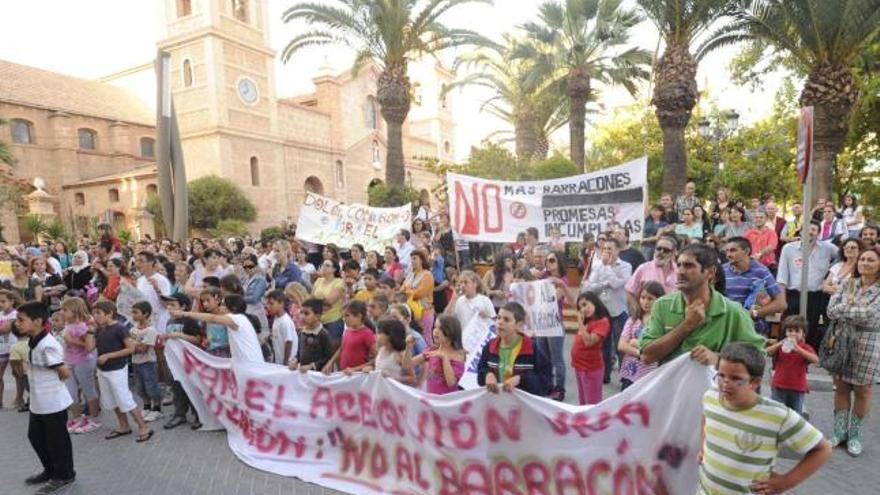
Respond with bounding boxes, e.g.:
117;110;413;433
547;258;557;263
713;373;752;388
243;264;255;269
655;246;674;253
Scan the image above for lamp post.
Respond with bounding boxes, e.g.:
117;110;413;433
698;110;740;176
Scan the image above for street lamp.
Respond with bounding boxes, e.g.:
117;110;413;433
698;110;740;175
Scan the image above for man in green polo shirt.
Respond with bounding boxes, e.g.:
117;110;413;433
639;244;765;366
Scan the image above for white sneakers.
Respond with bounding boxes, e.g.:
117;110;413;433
67;416;102;434
144;410;165;423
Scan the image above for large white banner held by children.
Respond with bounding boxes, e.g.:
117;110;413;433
295;192;412;251
447;157;648;242
165;339;711;495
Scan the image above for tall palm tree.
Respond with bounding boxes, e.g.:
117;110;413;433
638;0;733;195
281;0;491;186
516;0;652;170
701;0;880;200
449;35;567;162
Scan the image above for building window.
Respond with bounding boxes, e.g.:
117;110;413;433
140;137;155;158
365;96;378;130
250;156;259;186
177;0;191;17
304;176;323;195
78;128;97;150
10;119;33;144
183;59;193;87
146;184;158;195
231;0;248;22
74;192;85;206
443;141;451;155
440;83;448;109
109;188;120;203
371;140;381;165
335;160;344;187
412;82;423;106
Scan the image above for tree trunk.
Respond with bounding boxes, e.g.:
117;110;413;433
800;61;857;202
652;43;698;196
377;62;411;186
514;113;538;163
568;69;590;171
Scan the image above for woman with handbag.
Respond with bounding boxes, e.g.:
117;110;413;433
825;245;880;457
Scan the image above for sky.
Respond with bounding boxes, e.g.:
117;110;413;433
0;0;786;162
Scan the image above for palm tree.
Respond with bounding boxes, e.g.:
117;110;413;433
638;0;733;195
701;0;880;200
449;35;567;162
281;0;491;186
516;0;652;170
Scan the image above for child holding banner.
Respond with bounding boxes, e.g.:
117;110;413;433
322;301;375;374
571;292;611;405
289;298;333;373
477;301;551;396
406;315;465;395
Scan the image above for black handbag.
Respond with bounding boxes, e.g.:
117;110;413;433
818;319;852;375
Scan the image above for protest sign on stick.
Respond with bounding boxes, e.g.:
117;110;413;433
510;279;565;337
458;316;497;390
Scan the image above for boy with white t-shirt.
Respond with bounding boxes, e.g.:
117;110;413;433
266;289;297;365
16;301;76;494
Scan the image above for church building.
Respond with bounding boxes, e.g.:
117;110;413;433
0;0;454;243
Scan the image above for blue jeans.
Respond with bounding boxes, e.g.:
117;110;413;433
537;336;566;393
133;361;161;403
771;387;805;415
603;312;628;381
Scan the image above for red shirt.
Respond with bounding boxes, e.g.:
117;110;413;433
339;326;376;370
745;226;778;267
571;317;610;371
772;342;815;392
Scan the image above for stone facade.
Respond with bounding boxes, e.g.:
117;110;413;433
0;0;454;242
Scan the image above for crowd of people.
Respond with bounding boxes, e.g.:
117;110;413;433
1;183;878;495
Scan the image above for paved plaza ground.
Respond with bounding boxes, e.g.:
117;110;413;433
1;335;877;495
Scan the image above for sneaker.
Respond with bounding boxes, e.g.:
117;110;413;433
143;411;157;423
73;418;102;434
35;476;75;495
151;410;165;421
66;417;85;434
24;471;51;485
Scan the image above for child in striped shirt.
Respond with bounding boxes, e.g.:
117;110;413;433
699;343;830;495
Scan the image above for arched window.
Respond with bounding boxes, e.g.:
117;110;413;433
183;59;193;87
231;0;248;22
74;192;85;206
146;184;158;196
78;128;97;150
365;96;378;130
371;140;381;167
109;188;120;203
335;160;344;187
304;176;324;195
443;141;451;155
250;156;260;186
140;137;155;157
10;119;33;144
177;0;191;17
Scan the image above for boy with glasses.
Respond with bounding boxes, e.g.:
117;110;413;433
700;342;830;494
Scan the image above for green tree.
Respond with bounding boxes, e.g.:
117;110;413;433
516;0;651;170
637;0;733;195
701;0;880;201
0;118;15;166
450;34;566;162
281;0;490;185
187;175;256;230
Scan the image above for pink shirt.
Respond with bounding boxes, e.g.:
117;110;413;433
426;352;465;395
63;321;95;365
745;226;779;267
339;326;376;370
625;260;677;296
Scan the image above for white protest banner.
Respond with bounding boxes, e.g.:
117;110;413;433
458;316;497;390
510;279;564;337
447;157;648;242
295;192;412;252
165;339;711;494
